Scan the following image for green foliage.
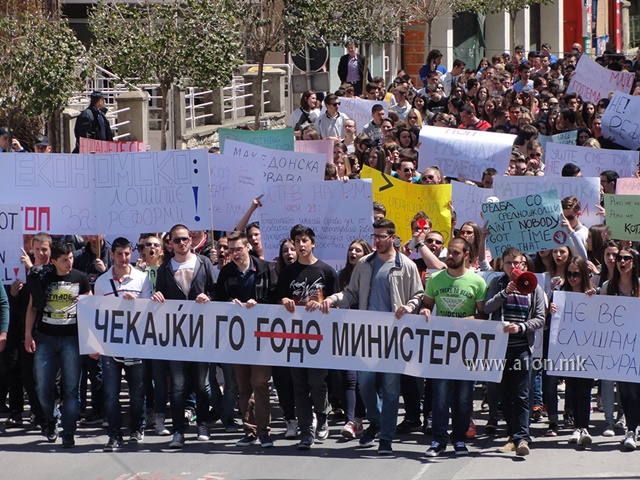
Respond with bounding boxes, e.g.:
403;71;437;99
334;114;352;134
284;0;333;52
89;0;243;91
462;0;553;15
0;14;86;120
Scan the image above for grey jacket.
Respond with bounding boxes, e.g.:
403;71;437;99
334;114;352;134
328;251;423;313
483;274;546;352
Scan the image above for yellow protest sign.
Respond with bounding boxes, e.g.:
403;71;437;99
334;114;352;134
360;166;452;244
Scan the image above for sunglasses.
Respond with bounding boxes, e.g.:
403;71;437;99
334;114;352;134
136;244;145;251
408;116;418;120
566;271;582;279
404;167;415;173
426;238;443;245
330;102;340;106
145;242;161;248
172;237;190;245
565;213;577;221
421;174;436;181
616;254;634;262
529;152;542;157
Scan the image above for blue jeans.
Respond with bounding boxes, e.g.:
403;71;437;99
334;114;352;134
33;333;82;435
169;360;210;434
500;346;532;444
103;356;146;439
358;371;400;442
431;378;474;445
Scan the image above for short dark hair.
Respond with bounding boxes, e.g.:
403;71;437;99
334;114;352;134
502;247;523;260
324;93;338;105
246;222;260;235
373;201;386;216
561;163;581;177
169;224;190;238
601;170;619;184
227;230;248;243
111;237;131;252
453;59;466;69
371;104;385;115
373;218;396;235
518;62;532;72
290;224;316;243
51;241;73;260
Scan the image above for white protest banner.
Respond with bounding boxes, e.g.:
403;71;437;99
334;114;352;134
79;138;146;154
537;131;578;154
0;150;211;234
492;176;602;228
482;190;567;257
335;97;388;133
218;128;294;152
78;297;508;382
294;139;334;164
548;291;640;381
418;126;515;181
451;181;494;226
544;142;639;178
566;55;635;104
0;205;25;284
225;140;324;182
601;92;640;150
258;180;373;269
616;178;640;195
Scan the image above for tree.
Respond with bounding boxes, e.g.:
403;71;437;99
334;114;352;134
0;13;86;149
406;0;471;53
88;0;243;150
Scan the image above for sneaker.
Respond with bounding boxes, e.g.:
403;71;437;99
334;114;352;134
578;428;592;446
236;433;257;446
466;417;476;439
224;418;241;433
545;421;558;437
516;440;530;456
284;419;298;439
129;430;144;443
341;421;357;440
5;412;23;428
184;407;196;424
395;418;422;434
259;434;274;448
564;415;575;429
422;417;432;435
61;434;75;448
168;432;185;449
155;415;171;436
484;417;498;433
557;379;566;392
568;428;581;444
44;421;58;443
80;411;104;426
332;407;345;420
454;441;469;456
623;430;636;451
104;436;122;452
425;441;446;457
353;420;364;436
497;441;516;453
316;423;329;440
531;405;542;422
359;424;379;447
378;439;393;455
197;425;209;441
603;423;615;437
297;432;314;450
615;416;626;430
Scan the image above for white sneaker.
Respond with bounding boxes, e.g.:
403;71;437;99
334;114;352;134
578;428;592;446
568;428;581;444
285;419;298;439
197;425;209;441
155;414;170;436
603;423;615;437
623;430;636;451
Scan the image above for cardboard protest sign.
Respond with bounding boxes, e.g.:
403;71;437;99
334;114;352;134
294;139;334;164
603;194;640;241
482;190;568;257
566;55;635;104
257;180;374;269
616;178;640;195
601;93;640;150
359;166;451;245
224;140;324;182
544;143;639;178
418;126;515;181
451;181;494;226
492;176;602;228
78;297;508;382
335;97;388;133
0;150;212;234
0;205;25;284
218;127;294;152
79;138;146;154
548;291;640;381
537;131;577;154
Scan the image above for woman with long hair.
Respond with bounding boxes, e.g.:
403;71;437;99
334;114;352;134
333;142;351;179
405;108;422;130
601;247;640;450
457;221;491;271
396;126;415;149
364;146;386;172
581;101;596;129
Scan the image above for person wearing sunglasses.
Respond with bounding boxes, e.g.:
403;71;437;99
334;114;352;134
562;196;588;250
151;224;216;449
420;167;443;185
314;93;350;140
525;139;544;171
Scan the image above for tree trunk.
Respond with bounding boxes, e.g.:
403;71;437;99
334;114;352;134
160;83;169;151
362;42;370;95
510;10;517;52
47;110;61;153
253;51;266;131
424;19;433;54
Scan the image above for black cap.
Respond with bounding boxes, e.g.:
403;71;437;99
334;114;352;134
89;90;106;100
0;127;11;138
34;134;50;146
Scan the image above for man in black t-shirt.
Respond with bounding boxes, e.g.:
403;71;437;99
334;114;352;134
277;225;336;450
24;242;91;448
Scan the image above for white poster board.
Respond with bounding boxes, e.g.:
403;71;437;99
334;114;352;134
566;55;635;103
601;92;640;150
544;142;639;178
0;204;25;284
451;181;494;226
